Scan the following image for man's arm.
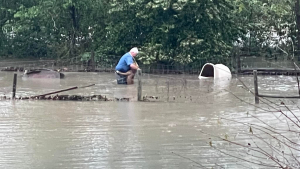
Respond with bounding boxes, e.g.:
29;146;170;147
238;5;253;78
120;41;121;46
130;63;139;70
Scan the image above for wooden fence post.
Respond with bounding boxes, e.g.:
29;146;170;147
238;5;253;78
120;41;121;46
254;70;259;104
12;73;17;99
137;69;142;101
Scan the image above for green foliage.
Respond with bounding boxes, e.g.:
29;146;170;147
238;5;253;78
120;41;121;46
0;0;297;67
232;0;295;55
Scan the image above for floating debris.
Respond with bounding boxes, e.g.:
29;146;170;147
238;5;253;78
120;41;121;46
142;95;159;102
0;95;130;102
23;69;65;79
1;67;24;71
148;96;159;99
115;97;130;101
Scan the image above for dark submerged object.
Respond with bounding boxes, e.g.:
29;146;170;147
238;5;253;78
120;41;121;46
23;69;65;79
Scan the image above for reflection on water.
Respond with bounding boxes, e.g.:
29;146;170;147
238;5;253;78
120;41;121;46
0;71;299;168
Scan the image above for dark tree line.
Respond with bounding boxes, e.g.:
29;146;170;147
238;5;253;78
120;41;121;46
0;0;299;67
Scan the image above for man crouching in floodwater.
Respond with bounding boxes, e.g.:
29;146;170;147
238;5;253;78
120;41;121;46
115;47;139;85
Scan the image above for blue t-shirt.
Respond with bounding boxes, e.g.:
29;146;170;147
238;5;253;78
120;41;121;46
115;52;134;72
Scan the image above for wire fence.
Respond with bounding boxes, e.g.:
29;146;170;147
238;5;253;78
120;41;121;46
0;60;298;104
0;59;208;74
138;73;233;103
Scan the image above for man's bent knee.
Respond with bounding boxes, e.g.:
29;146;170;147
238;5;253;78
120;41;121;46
126;70;136;84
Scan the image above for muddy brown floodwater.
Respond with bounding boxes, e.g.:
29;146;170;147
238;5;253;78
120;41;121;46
0;71;299;168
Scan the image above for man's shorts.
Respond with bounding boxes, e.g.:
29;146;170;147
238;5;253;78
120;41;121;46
115;72;127;84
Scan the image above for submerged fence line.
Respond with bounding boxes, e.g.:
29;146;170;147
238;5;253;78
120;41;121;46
2;74;132;102
253;70;300;104
137;72;209;103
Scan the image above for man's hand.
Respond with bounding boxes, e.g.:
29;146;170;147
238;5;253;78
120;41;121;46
130;63;139;70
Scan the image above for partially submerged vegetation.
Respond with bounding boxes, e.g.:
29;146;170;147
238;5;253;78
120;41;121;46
201;94;300;168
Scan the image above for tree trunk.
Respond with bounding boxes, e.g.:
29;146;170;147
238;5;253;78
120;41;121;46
69;5;78;59
237;48;241;74
91;50;95;71
295;0;300;53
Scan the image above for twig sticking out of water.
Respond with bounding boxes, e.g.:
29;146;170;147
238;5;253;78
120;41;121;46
171;152;209;169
